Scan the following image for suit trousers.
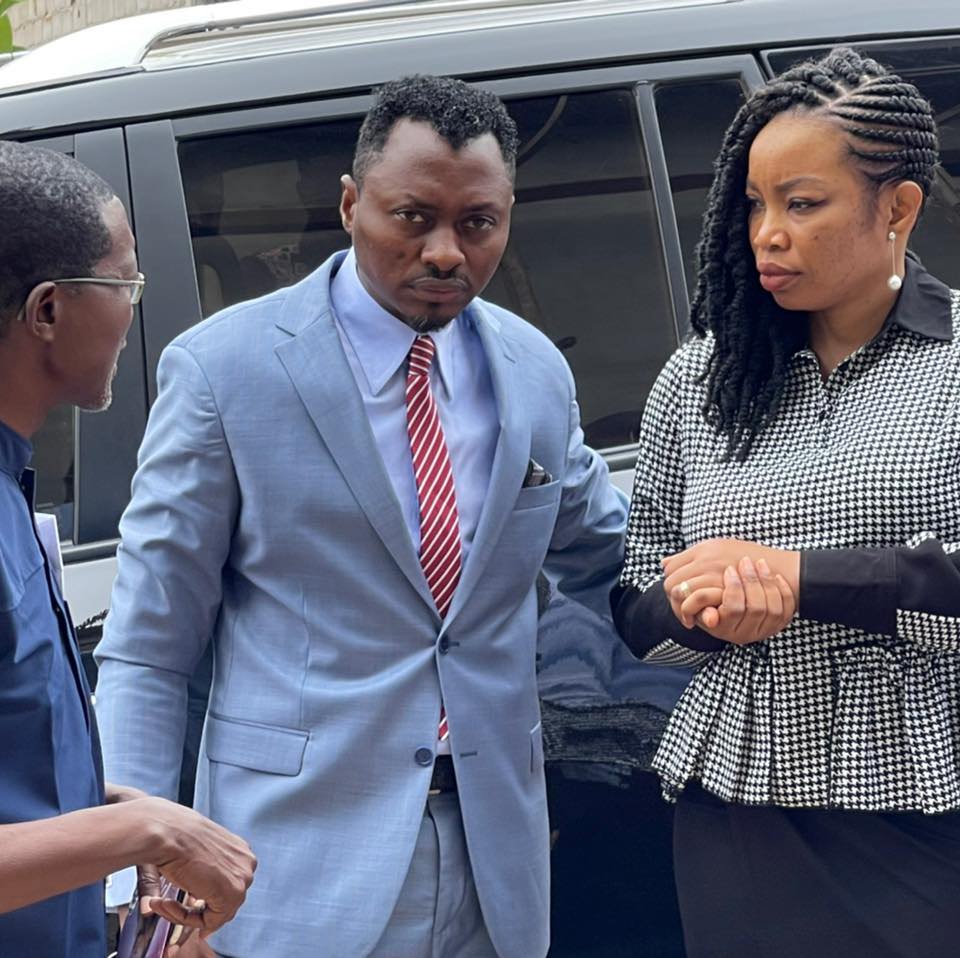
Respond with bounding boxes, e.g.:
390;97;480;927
217;792;497;958
369;791;498;958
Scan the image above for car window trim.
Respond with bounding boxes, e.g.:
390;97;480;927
761;33;960;78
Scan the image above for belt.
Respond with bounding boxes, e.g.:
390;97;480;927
428;755;457;795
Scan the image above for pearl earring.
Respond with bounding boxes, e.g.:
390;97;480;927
887;231;902;291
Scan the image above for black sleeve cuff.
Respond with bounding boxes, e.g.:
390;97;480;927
611;582;726;659
798;548;897;635
896;538;960;618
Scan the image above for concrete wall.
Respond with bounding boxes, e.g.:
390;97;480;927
7;0;205;48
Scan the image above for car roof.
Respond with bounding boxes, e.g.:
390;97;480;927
0;0;735;93
0;0;956;138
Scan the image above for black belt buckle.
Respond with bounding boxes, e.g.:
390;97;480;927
428;755;457;794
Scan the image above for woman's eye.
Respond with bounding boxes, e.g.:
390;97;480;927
745;197;763;213
788;198;820;211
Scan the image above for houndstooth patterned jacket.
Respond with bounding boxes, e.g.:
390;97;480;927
619;261;960;814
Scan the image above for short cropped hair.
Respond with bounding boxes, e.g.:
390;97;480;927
0;141;116;336
353;74;519;185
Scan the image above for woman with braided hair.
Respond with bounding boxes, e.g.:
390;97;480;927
613;47;960;957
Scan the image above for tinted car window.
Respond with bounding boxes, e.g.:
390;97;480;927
655;78;747;297
33;405;75;541
768;41;960;289
894;58;960;288
179;118;358;315
179;88;675;451
485;90;675;450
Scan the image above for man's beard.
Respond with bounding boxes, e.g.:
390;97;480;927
80;384;112;412
79;365;117;412
406;313;456;333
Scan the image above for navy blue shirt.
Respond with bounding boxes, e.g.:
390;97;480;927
0;418;105;957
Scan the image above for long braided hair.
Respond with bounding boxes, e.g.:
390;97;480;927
691;47;939;460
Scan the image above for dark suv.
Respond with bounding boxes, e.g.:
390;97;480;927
1;1;958;953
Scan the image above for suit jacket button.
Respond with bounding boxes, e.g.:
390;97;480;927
438;636;450;654
415;747;434;766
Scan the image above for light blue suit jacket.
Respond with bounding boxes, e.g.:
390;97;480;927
95;252;627;958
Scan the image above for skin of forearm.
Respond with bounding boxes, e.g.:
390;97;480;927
0;799;172;914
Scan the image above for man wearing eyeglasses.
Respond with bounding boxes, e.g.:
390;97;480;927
0;140;256;958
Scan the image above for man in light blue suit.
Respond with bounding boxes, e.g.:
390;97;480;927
96;76;627;958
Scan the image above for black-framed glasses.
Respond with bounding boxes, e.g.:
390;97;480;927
52;271;146;305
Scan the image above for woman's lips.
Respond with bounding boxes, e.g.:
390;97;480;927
757;266;800;293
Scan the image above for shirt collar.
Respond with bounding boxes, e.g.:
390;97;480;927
885;254;953;342
330;249;460;398
0;417;32;479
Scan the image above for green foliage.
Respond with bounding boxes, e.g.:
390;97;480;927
0;0;24;54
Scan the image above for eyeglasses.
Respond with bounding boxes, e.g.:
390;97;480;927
52;271;146;305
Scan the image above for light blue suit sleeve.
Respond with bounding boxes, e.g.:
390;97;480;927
95;343;240;802
544;365;629;619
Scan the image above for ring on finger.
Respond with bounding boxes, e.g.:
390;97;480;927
677;580;691;599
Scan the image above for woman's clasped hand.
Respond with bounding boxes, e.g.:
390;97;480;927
661;539;800;643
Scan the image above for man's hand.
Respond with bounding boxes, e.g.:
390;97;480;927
165;914;217;958
127;797;256;937
118;872;212;958
666;555;796;645
130;867;202;953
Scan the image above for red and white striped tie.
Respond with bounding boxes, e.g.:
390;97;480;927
405;335;461;742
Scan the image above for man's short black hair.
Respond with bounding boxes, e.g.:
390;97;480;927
353;74;519;185
0;140;116;336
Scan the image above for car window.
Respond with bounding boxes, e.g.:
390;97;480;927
485;90;675;450
654;78;747;298
179;118;359;315
767;41;960;289
32;405;75;542
891;57;960;288
178;87;676;451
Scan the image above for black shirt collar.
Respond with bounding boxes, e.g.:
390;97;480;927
0;417;32;479
885;254;953;342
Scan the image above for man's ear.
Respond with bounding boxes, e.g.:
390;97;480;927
22;282;58;344
340;174;359;235
888;180;924;235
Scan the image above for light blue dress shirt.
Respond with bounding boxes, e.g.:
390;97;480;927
330;249;499;565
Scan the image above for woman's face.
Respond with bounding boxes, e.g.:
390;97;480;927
746;110;892;313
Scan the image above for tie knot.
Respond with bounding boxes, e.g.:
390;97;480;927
408;335;435;377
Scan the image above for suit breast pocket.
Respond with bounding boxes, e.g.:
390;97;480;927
514;479;561;512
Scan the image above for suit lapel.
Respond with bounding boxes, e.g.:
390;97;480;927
445;304;530;628
274;259;436;614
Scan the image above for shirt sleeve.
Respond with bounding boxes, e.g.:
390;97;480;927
105;866;137;910
800;535;960;643
613;347;724;666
